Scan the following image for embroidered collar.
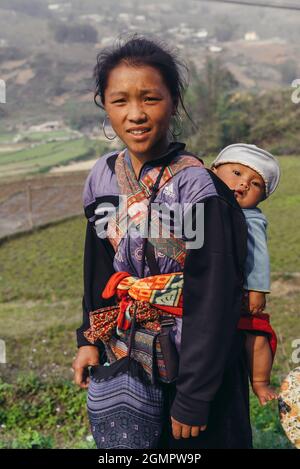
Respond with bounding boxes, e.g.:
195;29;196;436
124;141;186;180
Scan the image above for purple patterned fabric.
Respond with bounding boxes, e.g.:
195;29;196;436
83;148;217;278
83;148;218;352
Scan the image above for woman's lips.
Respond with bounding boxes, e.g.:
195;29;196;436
126;128;151;141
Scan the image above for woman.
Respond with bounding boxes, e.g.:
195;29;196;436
72;36;252;449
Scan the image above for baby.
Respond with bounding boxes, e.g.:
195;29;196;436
211;143;280;405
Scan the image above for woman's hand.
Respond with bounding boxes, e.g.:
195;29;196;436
72;346;100;389
171;417;207;439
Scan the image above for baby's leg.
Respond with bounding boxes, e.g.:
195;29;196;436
245;332;278;405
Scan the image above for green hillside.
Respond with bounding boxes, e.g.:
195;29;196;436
0;137;109;179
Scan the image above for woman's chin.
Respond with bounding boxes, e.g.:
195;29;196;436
124;133;169;158
125;139;155;157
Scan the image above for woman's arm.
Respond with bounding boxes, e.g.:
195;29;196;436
73;218;116;388
74;153;120;387
76;220;116;348
171;194;247;427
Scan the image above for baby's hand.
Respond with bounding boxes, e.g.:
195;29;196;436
248;290;266;314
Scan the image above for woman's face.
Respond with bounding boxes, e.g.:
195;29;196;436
103;62;176;159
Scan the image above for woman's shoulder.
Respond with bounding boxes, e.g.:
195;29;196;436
90;149;120;176
83;150;120;209
177;165;216;198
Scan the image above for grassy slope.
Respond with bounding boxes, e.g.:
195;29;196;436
0;138;103;179
0;156;299;448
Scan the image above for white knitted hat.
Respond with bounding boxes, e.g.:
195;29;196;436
212;143;281;197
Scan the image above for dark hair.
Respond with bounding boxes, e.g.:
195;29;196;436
93;35;190;121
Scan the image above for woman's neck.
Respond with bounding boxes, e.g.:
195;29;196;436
128;137;171;179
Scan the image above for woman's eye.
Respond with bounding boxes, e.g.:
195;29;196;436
144;97;160;102
112;99;126;104
233;170;241;176
252;181;261;188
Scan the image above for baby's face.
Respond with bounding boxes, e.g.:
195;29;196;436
213;162;265;208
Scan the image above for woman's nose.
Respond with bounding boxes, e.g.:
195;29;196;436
128;104;147;123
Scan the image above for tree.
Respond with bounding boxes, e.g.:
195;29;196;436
184;58;237;128
183;58;238;153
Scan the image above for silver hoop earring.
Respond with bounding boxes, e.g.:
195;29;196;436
169;114;183;139
102;115;117;140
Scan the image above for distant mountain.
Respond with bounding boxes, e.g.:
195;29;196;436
0;0;299;132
